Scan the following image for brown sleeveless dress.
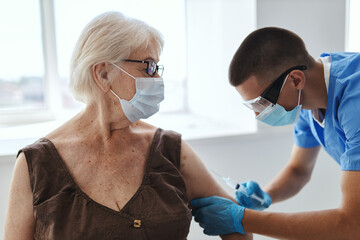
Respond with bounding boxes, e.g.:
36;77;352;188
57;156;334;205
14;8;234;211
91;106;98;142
18;128;192;240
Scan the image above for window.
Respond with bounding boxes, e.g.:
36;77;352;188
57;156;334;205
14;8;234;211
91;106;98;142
1;0;187;125
0;0;45;111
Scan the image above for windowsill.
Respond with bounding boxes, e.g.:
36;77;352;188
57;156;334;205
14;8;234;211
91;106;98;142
0;112;257;159
144;112;257;140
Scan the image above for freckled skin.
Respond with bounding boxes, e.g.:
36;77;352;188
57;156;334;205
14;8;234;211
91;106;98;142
42;42;161;212
48;121;156;211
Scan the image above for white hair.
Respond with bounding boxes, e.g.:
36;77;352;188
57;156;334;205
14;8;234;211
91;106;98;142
69;11;164;103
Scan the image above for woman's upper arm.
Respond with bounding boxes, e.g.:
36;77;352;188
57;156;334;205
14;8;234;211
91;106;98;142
180;140;253;240
4;152;35;240
180;139;230;201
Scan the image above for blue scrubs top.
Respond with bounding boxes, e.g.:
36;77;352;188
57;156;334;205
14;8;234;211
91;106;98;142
294;52;360;171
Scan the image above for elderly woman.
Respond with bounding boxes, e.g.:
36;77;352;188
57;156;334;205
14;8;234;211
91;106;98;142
4;12;251;240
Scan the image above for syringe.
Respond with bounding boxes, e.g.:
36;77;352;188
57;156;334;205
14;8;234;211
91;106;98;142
211;170;265;205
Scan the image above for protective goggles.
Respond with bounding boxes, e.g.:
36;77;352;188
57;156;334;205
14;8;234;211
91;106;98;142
242;65;307;113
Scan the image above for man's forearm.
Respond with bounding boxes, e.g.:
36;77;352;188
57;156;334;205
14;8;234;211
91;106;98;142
264;145;319;204
264;164;311;204
243;208;359;240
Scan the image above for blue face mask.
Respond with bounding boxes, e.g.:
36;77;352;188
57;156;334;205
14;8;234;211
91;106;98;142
110;63;164;122
256;90;302;126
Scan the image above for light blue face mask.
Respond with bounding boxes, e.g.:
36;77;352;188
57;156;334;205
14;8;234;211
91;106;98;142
256;89;302;127
110;63;164;122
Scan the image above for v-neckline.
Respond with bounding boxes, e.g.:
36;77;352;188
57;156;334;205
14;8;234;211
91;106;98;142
41;128;161;217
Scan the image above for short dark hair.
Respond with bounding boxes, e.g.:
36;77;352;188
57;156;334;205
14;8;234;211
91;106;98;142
229;27;314;87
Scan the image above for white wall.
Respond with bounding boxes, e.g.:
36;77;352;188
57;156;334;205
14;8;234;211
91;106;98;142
186;0;256;126
0;156;14;239
257;0;346;58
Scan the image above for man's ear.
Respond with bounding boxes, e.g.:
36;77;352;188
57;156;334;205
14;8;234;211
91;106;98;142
289;70;306;90
92;62;111;92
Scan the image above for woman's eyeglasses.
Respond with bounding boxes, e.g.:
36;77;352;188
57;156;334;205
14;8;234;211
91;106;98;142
121;59;164;77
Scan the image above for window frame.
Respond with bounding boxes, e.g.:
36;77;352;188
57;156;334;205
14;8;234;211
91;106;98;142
0;0;60;126
1;0;190;126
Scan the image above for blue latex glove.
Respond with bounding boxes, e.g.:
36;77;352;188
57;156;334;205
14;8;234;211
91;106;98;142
236;180;272;211
191;196;246;236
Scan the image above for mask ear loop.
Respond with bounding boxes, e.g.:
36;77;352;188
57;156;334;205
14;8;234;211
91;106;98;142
279;74;289;92
297;89;302;105
110;89;122;100
110;62;136;79
109;62;138;101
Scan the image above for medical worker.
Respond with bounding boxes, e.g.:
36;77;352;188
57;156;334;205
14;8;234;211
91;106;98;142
191;27;360;239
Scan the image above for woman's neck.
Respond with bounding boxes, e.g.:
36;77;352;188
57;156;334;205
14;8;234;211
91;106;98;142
73;102;132;143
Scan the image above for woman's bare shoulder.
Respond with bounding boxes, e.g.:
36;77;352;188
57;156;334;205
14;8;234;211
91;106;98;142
130;121;159;139
4;152;35;239
133;120;158;131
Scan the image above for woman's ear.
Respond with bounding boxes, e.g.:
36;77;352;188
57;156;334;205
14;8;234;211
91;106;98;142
289;70;306;90
92;62;111;92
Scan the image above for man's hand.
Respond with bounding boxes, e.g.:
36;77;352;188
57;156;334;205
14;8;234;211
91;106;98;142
191;196;246;236
236;181;272;211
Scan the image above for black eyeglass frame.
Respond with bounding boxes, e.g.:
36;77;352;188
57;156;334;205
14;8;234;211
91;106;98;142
121;59;164;77
261;65;307;104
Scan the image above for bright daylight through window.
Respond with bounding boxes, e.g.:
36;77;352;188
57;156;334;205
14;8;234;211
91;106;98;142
0;0;45;111
0;0;186;125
